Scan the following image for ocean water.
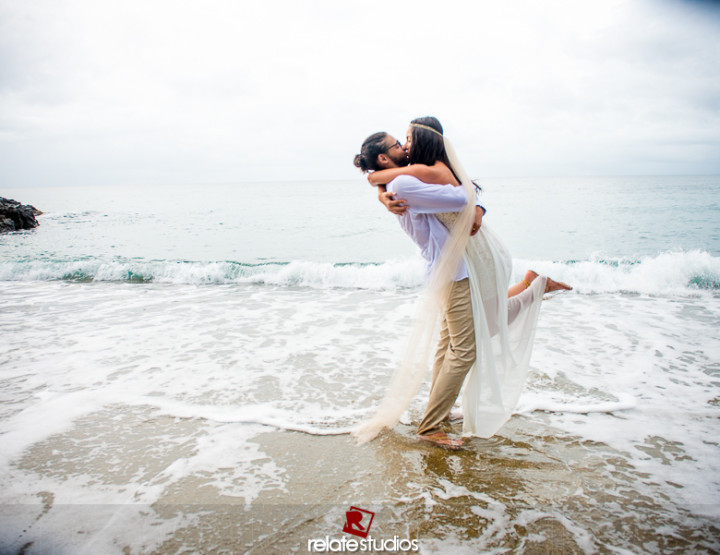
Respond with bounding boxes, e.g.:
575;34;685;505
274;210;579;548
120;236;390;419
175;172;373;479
1;176;719;553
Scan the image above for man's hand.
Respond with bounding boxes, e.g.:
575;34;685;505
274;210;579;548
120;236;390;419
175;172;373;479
470;205;485;235
379;190;409;215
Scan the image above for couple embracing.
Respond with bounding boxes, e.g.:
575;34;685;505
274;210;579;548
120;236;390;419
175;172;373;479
353;117;571;449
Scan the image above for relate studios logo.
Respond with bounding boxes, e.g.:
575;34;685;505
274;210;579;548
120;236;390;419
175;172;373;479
306;505;419;552
342;507;375;538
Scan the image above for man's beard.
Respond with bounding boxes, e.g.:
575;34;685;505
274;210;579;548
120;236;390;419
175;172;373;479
388;150;409;167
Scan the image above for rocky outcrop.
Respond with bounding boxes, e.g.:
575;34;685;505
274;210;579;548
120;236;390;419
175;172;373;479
0;197;42;233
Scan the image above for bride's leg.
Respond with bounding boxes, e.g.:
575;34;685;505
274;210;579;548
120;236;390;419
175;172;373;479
507;276;545;326
508;270;572;297
507;270;538;298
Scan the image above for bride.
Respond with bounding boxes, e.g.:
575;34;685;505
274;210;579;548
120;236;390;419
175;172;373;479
354;116;570;446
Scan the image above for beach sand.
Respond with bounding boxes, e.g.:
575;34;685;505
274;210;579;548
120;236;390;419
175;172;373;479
2;408;718;554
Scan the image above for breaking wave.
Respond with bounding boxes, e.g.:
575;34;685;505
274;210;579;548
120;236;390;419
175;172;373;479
1;251;718;294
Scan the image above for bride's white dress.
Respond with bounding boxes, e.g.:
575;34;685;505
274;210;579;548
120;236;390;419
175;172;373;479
437;212;546;437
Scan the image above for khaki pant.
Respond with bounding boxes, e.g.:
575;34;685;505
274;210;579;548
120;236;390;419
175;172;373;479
417;278;476;435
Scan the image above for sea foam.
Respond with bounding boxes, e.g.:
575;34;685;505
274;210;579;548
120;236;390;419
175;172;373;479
1;250;718;294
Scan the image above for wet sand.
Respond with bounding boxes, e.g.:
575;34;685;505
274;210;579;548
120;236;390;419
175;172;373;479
2;408;718;554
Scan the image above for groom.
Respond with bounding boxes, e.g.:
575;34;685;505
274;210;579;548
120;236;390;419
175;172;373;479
353;132;484;450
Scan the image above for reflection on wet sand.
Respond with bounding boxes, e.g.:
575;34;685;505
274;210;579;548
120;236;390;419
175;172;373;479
2;412;719;553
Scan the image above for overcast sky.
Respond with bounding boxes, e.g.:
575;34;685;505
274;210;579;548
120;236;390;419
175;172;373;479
1;0;719;188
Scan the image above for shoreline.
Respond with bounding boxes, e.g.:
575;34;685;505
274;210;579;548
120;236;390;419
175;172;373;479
1;413;718;554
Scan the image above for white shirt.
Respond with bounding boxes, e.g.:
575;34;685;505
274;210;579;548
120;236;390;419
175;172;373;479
387;175;470;281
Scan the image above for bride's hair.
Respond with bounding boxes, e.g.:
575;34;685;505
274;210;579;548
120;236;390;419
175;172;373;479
410;116;470;187
353;132;388;174
408;117;451;167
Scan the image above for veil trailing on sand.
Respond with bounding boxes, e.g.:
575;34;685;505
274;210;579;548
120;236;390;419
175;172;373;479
352;128;477;444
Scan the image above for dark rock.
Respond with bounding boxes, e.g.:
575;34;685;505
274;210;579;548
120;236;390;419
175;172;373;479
0;197;42;233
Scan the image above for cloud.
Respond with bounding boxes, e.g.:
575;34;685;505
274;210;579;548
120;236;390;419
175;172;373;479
0;0;719;187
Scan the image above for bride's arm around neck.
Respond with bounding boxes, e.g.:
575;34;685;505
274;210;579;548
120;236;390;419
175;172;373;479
367;162;459;187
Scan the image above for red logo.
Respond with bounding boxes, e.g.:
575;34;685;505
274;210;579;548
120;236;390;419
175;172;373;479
342;506;375;538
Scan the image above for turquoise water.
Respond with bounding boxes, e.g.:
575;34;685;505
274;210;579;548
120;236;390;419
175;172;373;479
484;175;720;260
2;176;719;287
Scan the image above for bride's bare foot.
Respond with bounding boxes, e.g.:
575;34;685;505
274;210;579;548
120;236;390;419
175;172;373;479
510;270;571;297
545;277;573;293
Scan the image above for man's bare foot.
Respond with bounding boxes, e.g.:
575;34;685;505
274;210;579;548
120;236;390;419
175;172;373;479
418;431;464;450
545;277;573;293
447;411;463;422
